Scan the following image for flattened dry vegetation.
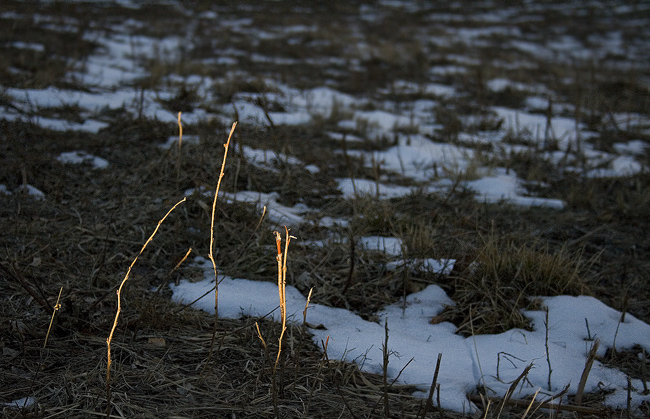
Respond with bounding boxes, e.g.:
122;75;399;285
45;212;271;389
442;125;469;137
1;0;650;418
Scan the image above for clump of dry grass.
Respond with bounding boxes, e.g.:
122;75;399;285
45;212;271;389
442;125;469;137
441;234;591;336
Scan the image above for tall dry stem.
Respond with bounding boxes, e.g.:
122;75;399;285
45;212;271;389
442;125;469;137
24;286;64;410
544;307;553;391
257;227;293;419
44;287;63;348
274;227;292;370
105;197;186;418
382;319;390;418
204;121;237;369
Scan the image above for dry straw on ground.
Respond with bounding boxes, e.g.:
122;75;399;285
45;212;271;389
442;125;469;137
2;1;650;418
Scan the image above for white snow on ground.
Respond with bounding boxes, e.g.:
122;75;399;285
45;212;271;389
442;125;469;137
160;135;201;149
291;86;357;116
347;135;475;181
15;185;45;200
6;41;45;52
241;146;303;169
172;257;650;413
385;258;455;274
337;178;412;199
3;397;36;409
467;168;565;208
220;190;307;226
2;45;641;201
358;236;403;256
57;151;109;169
613;140;648;156
492;106;581;149
3;2;650;414
425;83;456;98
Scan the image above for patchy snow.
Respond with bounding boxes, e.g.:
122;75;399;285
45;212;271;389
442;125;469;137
15;185;45;200
337;178;413;199
7;41;45;52
430;65;468;76
3;3;650;414
493;106;581;149
160;135;201;149
172;257;650;413
241;146;303;170
385;258;455;274
222;191;307;226
613;140;648;156
358;236;403;256
346;135;475;182
304;164;320;174
294;87;357;116
57;151;109;169
31;116;108;133
326;131;364;143
466;169;565;209
3;396;36;409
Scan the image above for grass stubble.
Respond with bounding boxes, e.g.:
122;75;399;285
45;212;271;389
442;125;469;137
2;0;650;418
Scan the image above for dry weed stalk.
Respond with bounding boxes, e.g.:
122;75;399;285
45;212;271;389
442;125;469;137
544;307;553;391
147;247;192;299
105;197;186;418
496;363;533;417
23;286;64;410
370;327;414;418
520;388;541;419
255;322;273;367
293;287;313;381
382;319;390;418
612;292;629;357
255;227;294;419
44;286;63;348
274;228;293;392
320;336;359;419
468;384;605;416
575;339;600;406
419;353;442;419
274;229;288;371
204;121;237;369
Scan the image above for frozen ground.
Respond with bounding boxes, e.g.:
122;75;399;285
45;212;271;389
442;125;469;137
2;0;650;415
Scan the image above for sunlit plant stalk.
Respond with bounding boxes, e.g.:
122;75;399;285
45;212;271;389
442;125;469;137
105;197;186;418
204;121;237;370
256;226;294;419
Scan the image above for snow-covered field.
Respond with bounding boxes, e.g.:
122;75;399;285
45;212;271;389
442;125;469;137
2;0;650;416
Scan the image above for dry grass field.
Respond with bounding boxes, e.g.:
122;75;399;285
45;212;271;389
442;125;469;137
1;1;649;418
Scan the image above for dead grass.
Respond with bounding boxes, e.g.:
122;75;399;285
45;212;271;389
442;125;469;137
0;119;424;418
1;0;650;417
441;234;591;336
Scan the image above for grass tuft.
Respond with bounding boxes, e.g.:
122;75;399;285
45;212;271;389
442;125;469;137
443;234;591;336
